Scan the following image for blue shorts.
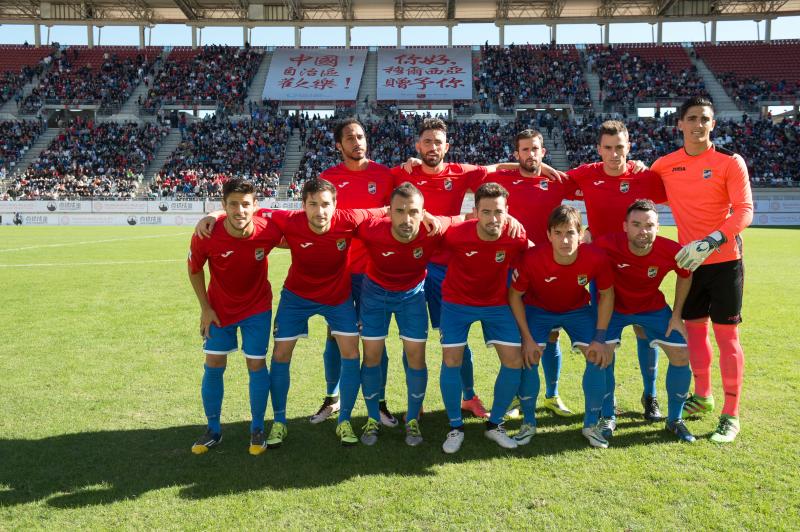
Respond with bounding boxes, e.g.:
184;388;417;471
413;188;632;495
359;276;428;342
526;305;596;349
273;288;359;341
607;306;688;348
424;262;446;329
440;301;521;347
203;310;272;359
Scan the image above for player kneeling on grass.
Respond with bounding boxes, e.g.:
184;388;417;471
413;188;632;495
188;178;284;456
594;199;696;442
508;205;615;449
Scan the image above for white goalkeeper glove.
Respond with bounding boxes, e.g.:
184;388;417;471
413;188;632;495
675;231;726;272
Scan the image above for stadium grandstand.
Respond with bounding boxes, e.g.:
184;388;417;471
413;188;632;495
0;1;798;202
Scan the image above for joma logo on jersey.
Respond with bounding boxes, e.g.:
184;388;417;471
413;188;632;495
577;274;588;286
647;266;658;278
255;248;265;261
539;180;549;191
495;250;506;263
702;169;713;179
444;179;453;191
620;181;630;193
672;166;686;172
368;181;377;194
413;247;424;259
336;239;347;251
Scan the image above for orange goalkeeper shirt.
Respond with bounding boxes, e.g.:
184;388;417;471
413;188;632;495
651;144;753;265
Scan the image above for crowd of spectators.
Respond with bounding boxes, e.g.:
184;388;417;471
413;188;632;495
475;44;592;113
141;45;263;115
6;118;167;200
152;112;290;199
0;120;44;169
718;74;799;109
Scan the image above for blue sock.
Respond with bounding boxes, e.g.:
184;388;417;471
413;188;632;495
269;361;290;424
338;358;360;423
406;366;427;422
637;337;658;397
361;363;382;421
541;340;562;398
323;338;341;396
439;363;463;428
379;347;389;402
461;344;476;401
666;363;692;421
519;366;540;426
489;365;522;425
601;355;616;419
201;364;225;434
248;367;270;432
582;361;605;427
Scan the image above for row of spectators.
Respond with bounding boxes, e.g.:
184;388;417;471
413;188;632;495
718;74;799;109
149;170;279;200
0;120;44;169
6;118;167;200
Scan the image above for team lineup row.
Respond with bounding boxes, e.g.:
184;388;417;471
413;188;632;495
187;96;752;455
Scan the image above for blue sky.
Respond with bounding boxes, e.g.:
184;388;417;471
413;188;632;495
0;16;798;46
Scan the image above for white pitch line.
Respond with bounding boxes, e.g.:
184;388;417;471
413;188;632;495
0;232;190;253
0;250;291;268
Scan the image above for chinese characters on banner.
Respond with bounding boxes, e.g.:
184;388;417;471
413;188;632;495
262;49;367;101
377;48;473;100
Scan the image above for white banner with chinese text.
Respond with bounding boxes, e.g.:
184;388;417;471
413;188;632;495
262;49;367;101
377;48;472;100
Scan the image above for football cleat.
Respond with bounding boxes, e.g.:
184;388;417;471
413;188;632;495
378;400;399;428
309;395;340;424
641;394;665;422
442;427;465;454
513;423;537;446
191;429;222;455
542;395;573;417
336;420;358;446
682;394;715;418
461;395;490;419
249;429;268;455
485;424;518;449
710;414;740;443
665;419;696;443
404;419;423;447
267;421;287;448
582;425;609;449
360;418;381;446
598;417;617;440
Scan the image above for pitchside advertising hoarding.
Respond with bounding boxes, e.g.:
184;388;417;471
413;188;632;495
376;48;473;100
262;49;367;101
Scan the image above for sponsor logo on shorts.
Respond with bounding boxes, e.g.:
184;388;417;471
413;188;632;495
368;181;377;194
255;248;265;261
413;247;423;259
703;169;713;180
647;266;658;278
444;179;453;191
495;250;506;263
336;239;347;251
577;274;588;286
620;181;630;193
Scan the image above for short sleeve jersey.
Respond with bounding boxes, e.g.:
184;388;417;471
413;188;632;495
567;162;667;239
188;216;283;327
512;244;614;313
320;161;394;274
442;219;529;307
594;232;690;314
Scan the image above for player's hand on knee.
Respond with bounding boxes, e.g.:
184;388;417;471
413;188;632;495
521;337;541;368
200;306;221;338
666;315;688;341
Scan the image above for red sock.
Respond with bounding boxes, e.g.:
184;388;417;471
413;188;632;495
713;323;745;418
686;320;713;398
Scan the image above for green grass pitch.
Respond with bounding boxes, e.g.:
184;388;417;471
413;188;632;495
1;225;798;529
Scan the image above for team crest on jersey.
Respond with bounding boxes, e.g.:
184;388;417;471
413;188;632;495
577;274;588;286
255;248;265;261
495;250;506;263
336;239;347;251
703;169;713;180
647;266;658;278
413;247;424;259
368;181;377;194
539;180;549;191
444;179;453;191
620;181;630;193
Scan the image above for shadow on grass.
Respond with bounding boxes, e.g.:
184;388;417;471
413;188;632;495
0;409;677;508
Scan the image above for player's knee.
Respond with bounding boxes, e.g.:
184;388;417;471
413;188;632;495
547;330;559;343
205;354;227;368
667;347;690;366
246;357;267;371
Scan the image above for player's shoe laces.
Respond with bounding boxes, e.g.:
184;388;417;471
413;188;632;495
598;417;617;440
309;395;340;424
582;424;609;449
710;414;740;443
665;419;696;443
249;429;267;455
191;429;222;455
360;418;381;446
404;419;423;447
378;400;399;427
267;422;287;448
682;394;715;418
461;395;490;419
513;423;537;446
336;420;358;446
442;427;465;454
504;396;522;421
485;423;518;449
641;394;665;422
542;395;573;417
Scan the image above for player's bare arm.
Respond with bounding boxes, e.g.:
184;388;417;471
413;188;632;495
188;265;220;339
666;273;692;339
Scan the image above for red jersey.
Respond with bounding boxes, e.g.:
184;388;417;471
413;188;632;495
486;169;578;247
355;216;456;292
442;219;528;307
512;244;613;313
594;232;690;314
188;216;283;327
567;162;667;239
320;161;394;274
260;208;382;306
391;162;487;265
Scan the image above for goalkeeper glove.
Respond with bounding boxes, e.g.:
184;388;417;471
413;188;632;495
675;231;726;272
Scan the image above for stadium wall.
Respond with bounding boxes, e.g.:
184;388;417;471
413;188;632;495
1;192;799;226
